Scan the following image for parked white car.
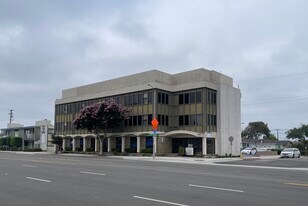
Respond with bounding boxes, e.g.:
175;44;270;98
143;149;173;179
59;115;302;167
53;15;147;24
280;148;301;158
241;147;257;155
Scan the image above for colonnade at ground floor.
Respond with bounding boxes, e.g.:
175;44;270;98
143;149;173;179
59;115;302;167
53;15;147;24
58;131;216;155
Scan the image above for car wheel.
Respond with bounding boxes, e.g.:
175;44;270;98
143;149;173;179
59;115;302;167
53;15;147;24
298;154;300;158
292;154;295;158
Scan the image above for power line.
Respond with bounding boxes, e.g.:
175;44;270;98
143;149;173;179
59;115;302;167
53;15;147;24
242;97;308;105
235;71;308;83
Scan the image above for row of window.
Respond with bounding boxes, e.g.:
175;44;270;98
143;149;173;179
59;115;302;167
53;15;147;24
157;92;169;104
179;114;202;126
55;114;216;131
179;91;202;105
207;114;217;126
124;92;153;106
124;114;169;126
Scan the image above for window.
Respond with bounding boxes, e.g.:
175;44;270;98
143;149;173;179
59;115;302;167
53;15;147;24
184;93;189;104
196;91;202;103
166;94;169;104
179;116;184;126
63;105;67;114
146;136;153;149
166;115;169;126
190;115;196;125
162;93;165;104
143;115;148;125
138;93;143;104
207;114;217;126
124;96;130;106
148;92;153;104
158;92;162;103
158;114;161;125
207;91;217;104
162;115;165;125
129;116;132;126
143;93;148;104
179;94;184;104
138;115;142;126
148;114;153;125
184;115;189;125
196;114;202;125
133;116;137;126
190;92;195;104
133;94;138;105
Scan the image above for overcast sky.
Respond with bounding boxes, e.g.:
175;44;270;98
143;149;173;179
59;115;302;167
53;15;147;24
1;0;307;138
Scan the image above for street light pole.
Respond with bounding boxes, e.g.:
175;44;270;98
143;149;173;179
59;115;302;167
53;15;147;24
147;83;156;158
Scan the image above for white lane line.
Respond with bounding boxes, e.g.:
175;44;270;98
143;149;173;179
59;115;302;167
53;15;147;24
21;165;37;168
189;184;244;193
80;171;106;176
133;196;189;206
26;177;51;183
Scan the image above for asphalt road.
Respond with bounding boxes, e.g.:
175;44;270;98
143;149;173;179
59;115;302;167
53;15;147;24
0;152;307;206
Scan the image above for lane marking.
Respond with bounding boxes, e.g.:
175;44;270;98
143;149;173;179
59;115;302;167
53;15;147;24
26;177;51;183
189;184;244;193
133;196;189;206
21;165;37;168
285;183;308;187
80;171;106;176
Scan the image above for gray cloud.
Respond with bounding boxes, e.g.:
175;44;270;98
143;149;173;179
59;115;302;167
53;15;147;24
1;0;308;138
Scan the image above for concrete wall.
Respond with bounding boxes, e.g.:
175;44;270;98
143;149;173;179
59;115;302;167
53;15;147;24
216;84;241;156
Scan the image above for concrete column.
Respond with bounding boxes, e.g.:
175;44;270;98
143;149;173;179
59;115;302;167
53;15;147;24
62;138;66;151
108;137;111;152
72;138;76;152
95;137;98;152
99;138;103;154
137;136;141;153
154;136;157;153
121;137;125;153
202;136;207;155
83;137;86;152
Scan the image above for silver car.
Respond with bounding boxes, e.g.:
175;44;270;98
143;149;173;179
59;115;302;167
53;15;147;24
280;148;301;158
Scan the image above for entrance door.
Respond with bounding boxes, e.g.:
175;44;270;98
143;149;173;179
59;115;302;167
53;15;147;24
206;138;215;154
172;138;202;153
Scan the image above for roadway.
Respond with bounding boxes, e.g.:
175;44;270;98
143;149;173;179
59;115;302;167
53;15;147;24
0;152;307;206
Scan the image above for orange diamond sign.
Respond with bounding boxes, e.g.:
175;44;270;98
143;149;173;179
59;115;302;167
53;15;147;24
151;118;159;130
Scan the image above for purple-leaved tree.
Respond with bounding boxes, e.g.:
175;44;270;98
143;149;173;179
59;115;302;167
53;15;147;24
73;99;129;154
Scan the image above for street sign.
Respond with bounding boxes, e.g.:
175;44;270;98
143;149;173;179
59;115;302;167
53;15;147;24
151;118;159;130
229;136;234;159
229;136;234;143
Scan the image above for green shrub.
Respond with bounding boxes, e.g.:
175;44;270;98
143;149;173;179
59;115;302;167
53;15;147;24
76;147;83;152
141;148;153;153
24;148;42;152
9;137;22;147
111;148;121;153
65;147;72;151
125;148;136;153
86;148;95;152
178;146;185;156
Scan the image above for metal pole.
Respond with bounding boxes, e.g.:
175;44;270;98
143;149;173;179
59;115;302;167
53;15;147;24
148;83;156;158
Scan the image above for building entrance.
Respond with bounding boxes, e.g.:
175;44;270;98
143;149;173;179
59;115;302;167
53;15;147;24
172;138;202;154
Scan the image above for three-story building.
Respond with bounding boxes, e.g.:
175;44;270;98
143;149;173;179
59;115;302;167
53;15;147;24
55;68;241;156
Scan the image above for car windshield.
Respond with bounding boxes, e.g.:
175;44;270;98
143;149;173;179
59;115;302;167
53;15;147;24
283;148;294;151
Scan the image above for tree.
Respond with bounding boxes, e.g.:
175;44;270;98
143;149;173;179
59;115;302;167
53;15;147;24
73;99;129;154
266;134;278;141
51;135;63;154
241;121;271;140
286;124;308;142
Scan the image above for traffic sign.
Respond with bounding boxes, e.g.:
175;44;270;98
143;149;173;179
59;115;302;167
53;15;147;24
151;118;159;130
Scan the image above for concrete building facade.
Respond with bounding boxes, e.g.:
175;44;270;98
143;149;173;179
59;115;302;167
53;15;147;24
55;69;241;156
1;120;54;151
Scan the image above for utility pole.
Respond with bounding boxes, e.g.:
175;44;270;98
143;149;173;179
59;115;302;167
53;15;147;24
276;129;279;140
8;109;14;123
